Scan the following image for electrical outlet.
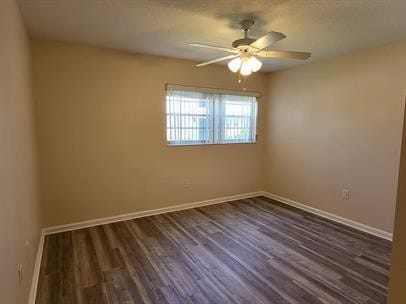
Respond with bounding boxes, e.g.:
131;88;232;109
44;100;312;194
18;264;23;288
342;189;350;200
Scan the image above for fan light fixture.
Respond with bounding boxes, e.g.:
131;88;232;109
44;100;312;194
228;56;263;75
239;59;252;76
227;57;242;73
247;56;262;72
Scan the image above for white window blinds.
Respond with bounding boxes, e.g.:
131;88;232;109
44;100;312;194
166;88;258;145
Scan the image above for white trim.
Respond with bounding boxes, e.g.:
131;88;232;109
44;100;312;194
261;191;393;241
165;83;261;97
42;192;263;235
41;191;394;239
28;230;45;304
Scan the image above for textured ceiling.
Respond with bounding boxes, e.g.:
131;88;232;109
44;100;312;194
18;0;406;71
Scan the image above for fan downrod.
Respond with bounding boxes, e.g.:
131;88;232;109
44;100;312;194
232;19;256;49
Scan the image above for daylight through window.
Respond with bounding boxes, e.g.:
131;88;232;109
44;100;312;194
166;88;258;145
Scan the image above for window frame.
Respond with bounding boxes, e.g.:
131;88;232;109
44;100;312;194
165;84;259;147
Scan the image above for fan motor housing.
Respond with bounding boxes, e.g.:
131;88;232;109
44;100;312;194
232;38;256;49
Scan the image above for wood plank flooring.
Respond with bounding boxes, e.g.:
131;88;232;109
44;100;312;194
36;196;392;304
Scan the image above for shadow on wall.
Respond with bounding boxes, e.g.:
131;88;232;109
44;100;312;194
147;0;273;33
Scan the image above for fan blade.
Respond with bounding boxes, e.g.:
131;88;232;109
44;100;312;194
250;31;286;50
196;55;239;67
257;50;311;60
189;43;238;53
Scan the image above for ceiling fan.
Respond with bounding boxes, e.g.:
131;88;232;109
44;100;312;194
189;19;311;76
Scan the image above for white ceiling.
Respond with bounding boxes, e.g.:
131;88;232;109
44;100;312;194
18;0;406;72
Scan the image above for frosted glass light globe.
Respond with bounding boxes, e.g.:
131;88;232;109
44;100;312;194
240;62;252;76
247;56;263;72
227;57;242;73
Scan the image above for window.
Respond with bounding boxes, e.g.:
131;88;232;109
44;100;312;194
166;86;258;145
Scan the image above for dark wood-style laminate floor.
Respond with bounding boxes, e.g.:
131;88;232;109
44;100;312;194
36;196;392;304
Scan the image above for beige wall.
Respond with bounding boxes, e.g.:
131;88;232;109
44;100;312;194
31;40;268;227
31;38;405;234
0;1;41;303
388;102;406;303
264;42;406;233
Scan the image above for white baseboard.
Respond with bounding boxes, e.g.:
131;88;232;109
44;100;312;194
42;191;263;235
28;230;45;304
261;191;393;241
41;191;393;241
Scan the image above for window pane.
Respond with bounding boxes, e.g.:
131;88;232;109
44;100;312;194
166;90;212;145
222;95;257;143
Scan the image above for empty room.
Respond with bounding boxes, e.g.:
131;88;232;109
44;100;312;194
2;0;406;303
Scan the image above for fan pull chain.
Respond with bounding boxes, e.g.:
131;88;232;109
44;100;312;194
238;73;246;84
